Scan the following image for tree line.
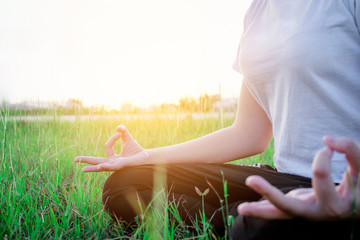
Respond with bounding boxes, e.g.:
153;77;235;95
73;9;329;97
2;94;230;116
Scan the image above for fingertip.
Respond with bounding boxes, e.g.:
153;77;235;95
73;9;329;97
238;202;256;217
313;147;333;170
116;125;126;132
74;156;81;162
237;202;248;214
313;147;333;180
245;176;267;195
245;175;257;185
245;175;265;188
318;146;333;157
323;136;335;148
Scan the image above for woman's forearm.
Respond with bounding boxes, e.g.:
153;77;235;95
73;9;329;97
148;82;273;165
148;123;272;164
75;82;273;171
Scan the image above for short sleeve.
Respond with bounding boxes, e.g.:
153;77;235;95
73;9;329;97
232;8;251;74
232;0;261;74
350;0;360;33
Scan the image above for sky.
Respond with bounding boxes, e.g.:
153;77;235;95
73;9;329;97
0;0;252;108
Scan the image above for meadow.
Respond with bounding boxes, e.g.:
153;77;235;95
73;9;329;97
0;112;274;239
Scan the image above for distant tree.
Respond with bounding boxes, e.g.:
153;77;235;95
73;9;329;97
160;103;177;113
120;102;135;113
198;94;218;112
179;96;198;112
68;98;83;108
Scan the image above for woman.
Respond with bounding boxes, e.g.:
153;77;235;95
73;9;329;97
75;0;360;239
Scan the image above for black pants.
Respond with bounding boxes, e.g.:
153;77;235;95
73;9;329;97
102;164;359;239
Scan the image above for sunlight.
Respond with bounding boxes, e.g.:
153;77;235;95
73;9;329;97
0;0;252;108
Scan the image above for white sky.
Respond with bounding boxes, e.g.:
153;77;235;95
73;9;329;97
0;0;252;108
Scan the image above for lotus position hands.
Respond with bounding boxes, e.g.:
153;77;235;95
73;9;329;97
238;136;360;221
75;125;151;172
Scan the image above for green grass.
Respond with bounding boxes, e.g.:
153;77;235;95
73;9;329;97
0;112;274;239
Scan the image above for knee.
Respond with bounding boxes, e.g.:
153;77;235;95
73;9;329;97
101;171;121;209
101;166;154;222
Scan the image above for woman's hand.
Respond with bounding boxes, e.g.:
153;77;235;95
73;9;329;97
75;125;151;172
238;137;360;220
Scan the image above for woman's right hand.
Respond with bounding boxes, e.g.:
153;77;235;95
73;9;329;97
75;125;151;172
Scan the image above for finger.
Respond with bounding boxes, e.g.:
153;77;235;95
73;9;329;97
238;200;292;219
116;125;133;141
287;188;314;198
105;132;122;157
75;156;107;165
323;136;360;175
82;163;120;172
82;165;102;172
245;175;309;217
312;146;338;205
116;125;143;156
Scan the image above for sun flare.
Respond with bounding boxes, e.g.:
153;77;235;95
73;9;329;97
0;0;252;108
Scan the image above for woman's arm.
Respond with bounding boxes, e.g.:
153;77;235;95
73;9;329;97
149;81;273;164
75;81;273;171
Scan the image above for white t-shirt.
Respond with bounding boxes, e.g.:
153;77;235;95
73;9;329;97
233;0;360;183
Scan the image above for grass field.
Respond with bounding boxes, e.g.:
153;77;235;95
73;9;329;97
0;112;274;239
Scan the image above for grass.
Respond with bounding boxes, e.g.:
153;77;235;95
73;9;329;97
0;110;274;239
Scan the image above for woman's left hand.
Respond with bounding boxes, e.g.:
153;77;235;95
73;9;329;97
238;136;360;220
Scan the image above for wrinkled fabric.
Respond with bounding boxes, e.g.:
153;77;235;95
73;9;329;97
233;0;360;183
